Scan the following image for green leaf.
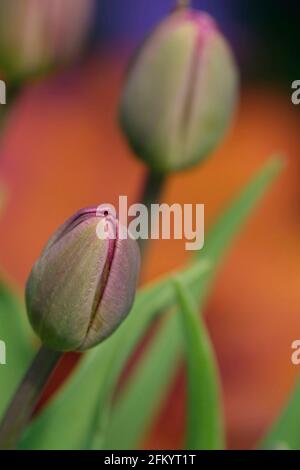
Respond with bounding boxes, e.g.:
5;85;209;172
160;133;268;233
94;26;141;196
19;259;210;449
102;156;283;450
100;313;182;450
173;276;224;450
195;156;284;302
260;379;300;450
0;279;34;419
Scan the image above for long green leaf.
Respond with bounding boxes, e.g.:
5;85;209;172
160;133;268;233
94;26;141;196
102;156;283;449
100;313;182;450
0;280;34;419
196;156;284;302
173;276;224;450
19;259;210;449
260;379;300;450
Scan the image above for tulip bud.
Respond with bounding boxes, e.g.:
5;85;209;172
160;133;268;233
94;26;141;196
25;206;140;352
120;9;239;174
0;0;94;81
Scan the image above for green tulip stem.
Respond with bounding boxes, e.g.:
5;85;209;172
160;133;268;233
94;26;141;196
139;170;166;256
0;345;62;449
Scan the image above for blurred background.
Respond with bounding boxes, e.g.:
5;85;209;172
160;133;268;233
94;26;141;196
0;0;300;450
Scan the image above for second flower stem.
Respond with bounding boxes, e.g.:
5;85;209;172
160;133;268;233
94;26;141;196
177;0;191;9
0;345;62;449
139;170;166;256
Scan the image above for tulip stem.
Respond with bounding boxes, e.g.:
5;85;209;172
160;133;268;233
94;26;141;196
176;0;191;9
0;82;21;141
139;170;166;256
0;345;62;449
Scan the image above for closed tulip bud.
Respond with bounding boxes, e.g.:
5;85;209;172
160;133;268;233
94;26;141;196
25;206;140;352
120;9;239;174
0;0;94;81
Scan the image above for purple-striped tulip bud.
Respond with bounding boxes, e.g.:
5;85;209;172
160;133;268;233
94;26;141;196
0;0;94;81
120;9;239;174
25;206;140;352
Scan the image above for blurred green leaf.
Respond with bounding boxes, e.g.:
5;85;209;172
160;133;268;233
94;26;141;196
19;259;210;449
102;156;283;450
173;276;224;450
0;280;34;419
100;313;182;450
195;156;284;303
260;379;300;450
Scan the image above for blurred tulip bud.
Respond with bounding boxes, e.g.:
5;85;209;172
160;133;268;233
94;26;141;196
120;9;239;174
0;0;94;81
25;206;140;352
